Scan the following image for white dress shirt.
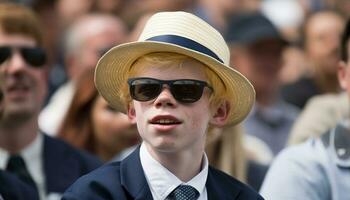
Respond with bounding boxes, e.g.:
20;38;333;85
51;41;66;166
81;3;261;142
140;143;208;200
0;133;46;200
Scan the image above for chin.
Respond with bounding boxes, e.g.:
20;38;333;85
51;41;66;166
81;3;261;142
149;140;178;153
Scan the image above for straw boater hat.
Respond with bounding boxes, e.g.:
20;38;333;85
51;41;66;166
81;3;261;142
95;11;255;125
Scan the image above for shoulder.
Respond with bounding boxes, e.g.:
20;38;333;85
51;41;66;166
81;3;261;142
260;139;330;199
269;139;328;176
62;162;125;200
43;134;102;169
208;167;264;199
278;138;325;161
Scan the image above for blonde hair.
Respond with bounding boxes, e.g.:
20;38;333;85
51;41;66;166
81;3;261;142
206;124;247;182
120;52;232;115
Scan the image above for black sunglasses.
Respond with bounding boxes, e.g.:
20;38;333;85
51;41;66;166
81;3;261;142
0;46;47;67
128;77;213;103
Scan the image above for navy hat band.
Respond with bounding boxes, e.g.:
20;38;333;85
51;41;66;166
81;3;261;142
146;35;224;64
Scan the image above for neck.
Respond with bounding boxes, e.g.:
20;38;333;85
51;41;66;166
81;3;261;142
95;143;119;162
0;117;38;154
146;144;205;182
256;90;278;107
314;70;340;93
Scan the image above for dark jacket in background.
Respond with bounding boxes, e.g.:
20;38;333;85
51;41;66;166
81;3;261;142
42;134;102;195
0;170;39;200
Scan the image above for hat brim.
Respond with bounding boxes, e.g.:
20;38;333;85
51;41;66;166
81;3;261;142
95;41;255;125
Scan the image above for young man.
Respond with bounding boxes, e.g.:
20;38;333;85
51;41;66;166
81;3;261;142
260;18;350;200
63;11;263;200
0;3;101;200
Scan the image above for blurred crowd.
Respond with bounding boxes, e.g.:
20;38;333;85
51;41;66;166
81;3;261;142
1;0;350;199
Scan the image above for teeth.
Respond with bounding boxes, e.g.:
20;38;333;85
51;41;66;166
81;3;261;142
156;119;177;124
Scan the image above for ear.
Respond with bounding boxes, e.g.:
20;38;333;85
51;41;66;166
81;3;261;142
127;104;137;123
209;101;230;127
338;61;348;90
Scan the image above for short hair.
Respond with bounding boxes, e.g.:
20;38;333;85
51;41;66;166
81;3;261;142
341;19;350;62
120;52;232;115
63;14;126;56
0;3;43;46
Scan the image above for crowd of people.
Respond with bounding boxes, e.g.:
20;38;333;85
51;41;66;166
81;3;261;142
1;0;350;199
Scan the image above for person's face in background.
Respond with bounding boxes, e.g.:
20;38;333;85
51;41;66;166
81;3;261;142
0;31;47;125
338;39;350;99
305;12;344;75
231;39;284;103
66;16;127;81
73;27;123;77
91;96;139;158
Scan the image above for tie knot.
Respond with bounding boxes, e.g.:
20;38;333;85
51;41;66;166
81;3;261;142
167;185;199;200
7;155;26;168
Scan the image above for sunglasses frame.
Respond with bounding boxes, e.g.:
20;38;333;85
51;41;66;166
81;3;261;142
0;45;47;67
127;77;213;103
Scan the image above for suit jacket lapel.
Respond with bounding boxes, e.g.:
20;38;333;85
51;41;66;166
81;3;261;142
206;166;241;200
120;146;153;200
43;135;80;194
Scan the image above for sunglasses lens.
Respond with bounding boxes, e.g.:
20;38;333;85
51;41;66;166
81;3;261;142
130;79;161;101
172;80;204;103
0;47;11;64
21;47;46;67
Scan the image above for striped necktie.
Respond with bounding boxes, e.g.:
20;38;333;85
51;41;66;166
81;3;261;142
166;185;199;200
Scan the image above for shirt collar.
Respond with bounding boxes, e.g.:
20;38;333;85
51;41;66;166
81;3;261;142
0;133;43;170
140;142;208;200
21;133;43;176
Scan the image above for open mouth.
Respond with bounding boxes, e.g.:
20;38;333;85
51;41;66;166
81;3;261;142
150;119;182;125
149;115;182;125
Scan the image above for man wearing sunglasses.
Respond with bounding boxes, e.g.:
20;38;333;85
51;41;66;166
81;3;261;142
0;3;101;200
63;11;263;200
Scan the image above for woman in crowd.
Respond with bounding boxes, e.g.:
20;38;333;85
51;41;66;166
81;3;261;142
58;69;140;162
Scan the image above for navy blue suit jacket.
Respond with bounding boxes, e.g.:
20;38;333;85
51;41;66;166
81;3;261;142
42;134;102;195
62;147;263;199
0;170;39;200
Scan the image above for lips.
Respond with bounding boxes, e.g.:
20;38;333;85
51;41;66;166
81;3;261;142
7;83;30;94
149;115;182;125
7;84;29;92
5;81;31;99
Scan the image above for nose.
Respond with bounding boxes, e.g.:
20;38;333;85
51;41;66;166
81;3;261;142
154;86;177;108
4;50;27;74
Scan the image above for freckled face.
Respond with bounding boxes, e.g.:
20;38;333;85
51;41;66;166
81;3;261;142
128;59;212;154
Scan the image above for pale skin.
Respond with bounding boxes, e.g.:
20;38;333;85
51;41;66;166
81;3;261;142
0;31;47;154
338;40;350;99
127;58;229;182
